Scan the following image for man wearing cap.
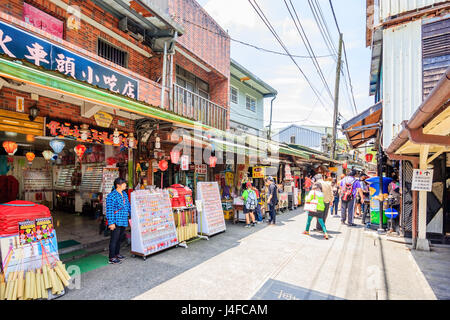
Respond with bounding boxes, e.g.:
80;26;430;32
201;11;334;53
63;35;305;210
265;176;278;225
313;174;333;231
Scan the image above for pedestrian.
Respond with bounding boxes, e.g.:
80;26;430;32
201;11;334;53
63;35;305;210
359;173;370;225
330;178;340;216
313;174;333;232
339;170;364;226
242;182;257;228
251;184;263;223
106;178;130;264
265;176;278;225
354;172;363;218
303;182;329;240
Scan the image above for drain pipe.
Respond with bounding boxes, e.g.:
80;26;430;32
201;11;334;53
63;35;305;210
168;32;178;111
268;95;277;139
160;40;168;109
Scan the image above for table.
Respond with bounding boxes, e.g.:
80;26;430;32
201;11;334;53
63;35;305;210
232;204;244;224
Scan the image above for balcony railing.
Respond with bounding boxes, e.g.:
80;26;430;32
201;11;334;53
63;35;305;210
172;84;227;131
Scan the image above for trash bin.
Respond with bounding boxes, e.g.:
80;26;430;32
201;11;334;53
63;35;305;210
366;177;393;226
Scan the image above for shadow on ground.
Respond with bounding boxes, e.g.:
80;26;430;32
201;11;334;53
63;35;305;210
61;209;304;300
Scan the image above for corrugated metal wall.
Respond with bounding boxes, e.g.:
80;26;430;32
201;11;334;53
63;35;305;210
379;0;444;21
422;15;450;99
275;125;324;150
382;19;423;149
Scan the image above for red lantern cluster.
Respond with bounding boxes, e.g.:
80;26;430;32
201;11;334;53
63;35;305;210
158;160;168;171
3;141;18;156
74;144;87;160
365;153;374;162
209;156;217;168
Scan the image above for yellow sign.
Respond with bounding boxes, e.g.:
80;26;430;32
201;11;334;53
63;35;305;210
329;167;338;172
253;166;265;179
94;111;113;128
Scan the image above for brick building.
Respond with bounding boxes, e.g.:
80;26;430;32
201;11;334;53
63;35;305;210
0;0;231;213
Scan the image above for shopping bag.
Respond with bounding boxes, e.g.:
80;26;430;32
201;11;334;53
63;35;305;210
304;192;318;212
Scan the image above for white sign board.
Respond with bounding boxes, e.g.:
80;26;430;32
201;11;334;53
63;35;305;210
196;182;226;236
412;169;433;192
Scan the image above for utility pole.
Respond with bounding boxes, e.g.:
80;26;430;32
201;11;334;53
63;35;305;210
331;33;343;160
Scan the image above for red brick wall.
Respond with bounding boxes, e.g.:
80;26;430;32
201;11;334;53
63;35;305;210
169;0;230;79
0;87;135;131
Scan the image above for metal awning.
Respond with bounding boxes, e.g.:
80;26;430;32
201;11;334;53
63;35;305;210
342;102;382;149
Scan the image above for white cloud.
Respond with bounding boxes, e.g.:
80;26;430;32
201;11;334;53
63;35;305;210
203;0;258;30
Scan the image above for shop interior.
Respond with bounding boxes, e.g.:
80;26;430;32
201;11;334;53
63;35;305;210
1;130;130;247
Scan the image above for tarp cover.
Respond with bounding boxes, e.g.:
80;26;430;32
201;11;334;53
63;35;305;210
0;201;51;236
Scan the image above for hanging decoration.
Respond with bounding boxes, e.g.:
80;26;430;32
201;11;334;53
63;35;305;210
365;153;374;162
170;150;180;164
127;132;137;149
158;160;168;172
343;162;348;169
209;156;217;168
42;150;54;162
3;141;18;156
113;128;121;145
49;139;65;154
80;124;90;141
25;152;35;165
155;135;160;149
74;144;87;160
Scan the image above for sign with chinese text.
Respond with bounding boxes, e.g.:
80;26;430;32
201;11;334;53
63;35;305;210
16;96;24;112
0;20;138;99
252;166;265;179
94;111;113;128
23;3;64;39
181;155;189;171
46;118;130;147
412;169;434;192
195;164;207;175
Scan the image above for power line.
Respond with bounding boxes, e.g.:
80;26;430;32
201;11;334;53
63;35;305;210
328;0;358;115
175;16;334;59
284;0;335;103
247;0;334;118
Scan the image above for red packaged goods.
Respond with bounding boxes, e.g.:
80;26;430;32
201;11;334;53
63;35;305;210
167;184;193;208
0;201;51;237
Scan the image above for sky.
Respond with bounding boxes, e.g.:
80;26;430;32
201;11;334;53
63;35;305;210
195;0;374;132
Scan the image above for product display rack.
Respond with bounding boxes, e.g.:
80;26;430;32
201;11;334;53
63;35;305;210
79;164;103;193
101;167;119;215
130;190;179;260
54;166;76;191
196;182;226;237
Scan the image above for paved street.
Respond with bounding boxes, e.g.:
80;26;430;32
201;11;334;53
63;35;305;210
61;208;444;300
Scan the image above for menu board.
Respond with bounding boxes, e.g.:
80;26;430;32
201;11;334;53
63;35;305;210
196;182;226;236
102;167;119;215
130;190;178;257
23;169;52;191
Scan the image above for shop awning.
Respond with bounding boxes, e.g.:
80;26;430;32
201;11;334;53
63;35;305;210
342;102;382;149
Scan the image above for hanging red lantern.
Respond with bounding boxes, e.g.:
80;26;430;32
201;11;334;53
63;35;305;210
3;141;18;156
365;153;373;162
25;152;35;165
158;160;168;171
343;162;348;169
209;156;217;168
74;144;87;160
170;150;180;164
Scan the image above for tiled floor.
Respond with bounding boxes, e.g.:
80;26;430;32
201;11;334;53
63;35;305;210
52;211;107;245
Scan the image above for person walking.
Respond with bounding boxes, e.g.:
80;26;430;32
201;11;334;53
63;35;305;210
340;170;364;227
359;173;370;225
106;178;130;264
314;174;333;232
330;178;340;216
251;185;263;223
303;182;329;240
265;176;278;225
242;182;257;228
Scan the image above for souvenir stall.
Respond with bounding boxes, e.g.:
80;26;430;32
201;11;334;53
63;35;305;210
196;181;226;237
0;201;71;300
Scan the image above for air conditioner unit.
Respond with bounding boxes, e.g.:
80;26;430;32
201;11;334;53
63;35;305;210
119;17;144;42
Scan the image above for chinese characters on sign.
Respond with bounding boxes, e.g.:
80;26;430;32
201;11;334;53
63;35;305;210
411;169;434;192
0;20;139;99
46;119;131;147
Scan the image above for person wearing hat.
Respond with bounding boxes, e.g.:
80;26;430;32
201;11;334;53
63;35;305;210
265;176;278;225
106;178;130;264
241;182;257;228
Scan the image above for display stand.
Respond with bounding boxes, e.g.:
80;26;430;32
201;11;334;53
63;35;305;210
196;182;226;237
130;190;178;260
172;206;208;248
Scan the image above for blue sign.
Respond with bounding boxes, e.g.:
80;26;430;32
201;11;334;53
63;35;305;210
0;20;139;99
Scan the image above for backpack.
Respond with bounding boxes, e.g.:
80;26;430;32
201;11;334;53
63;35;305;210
245;190;257;210
341;178;356;202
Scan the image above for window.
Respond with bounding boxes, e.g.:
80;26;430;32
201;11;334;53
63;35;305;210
97;38;128;68
230;86;238;104
176;65;209;98
290;136;296;144
246;95;256;112
23;3;64;38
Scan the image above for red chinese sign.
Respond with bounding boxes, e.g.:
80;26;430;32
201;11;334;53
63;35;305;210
23;3;64;38
46;119;130;147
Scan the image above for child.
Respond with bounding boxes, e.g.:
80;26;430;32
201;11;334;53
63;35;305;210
303;182;329;240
